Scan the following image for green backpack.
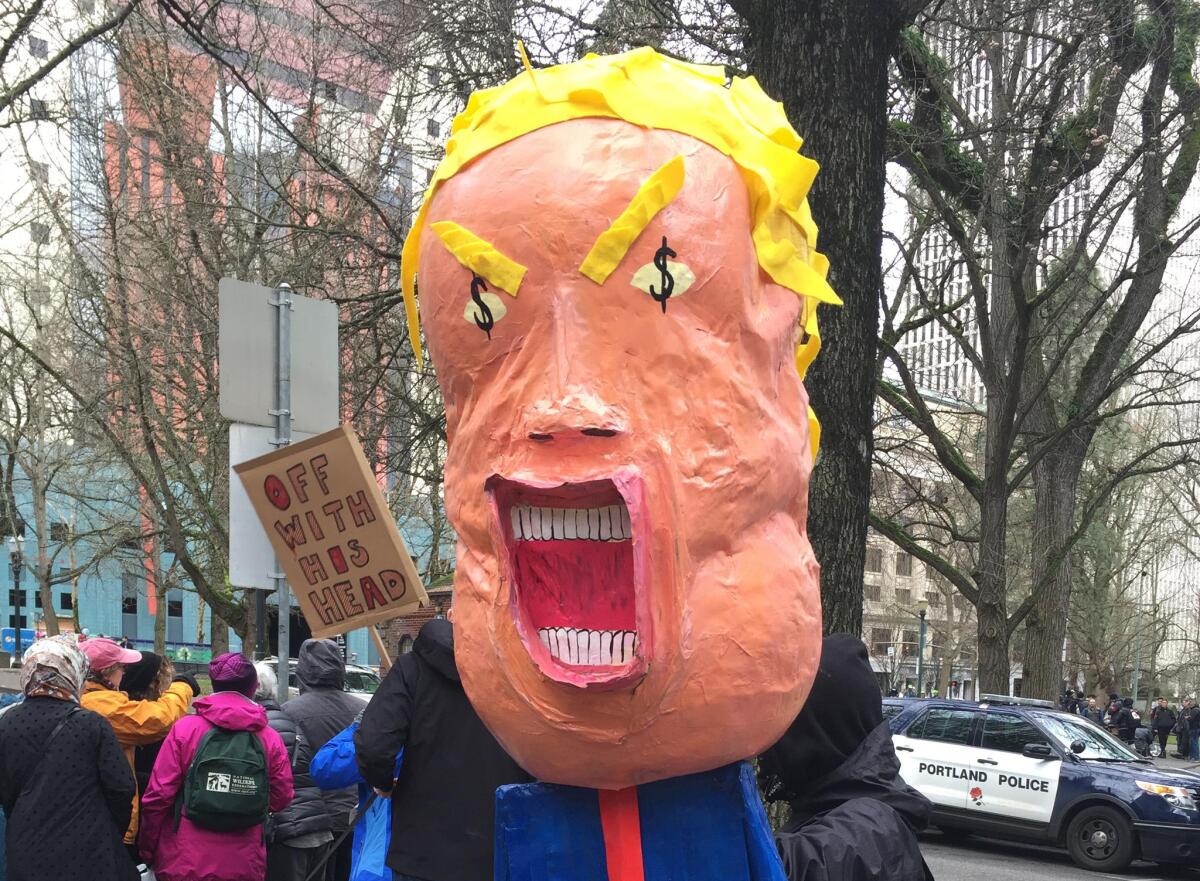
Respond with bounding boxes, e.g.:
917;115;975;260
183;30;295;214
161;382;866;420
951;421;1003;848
175;725;270;831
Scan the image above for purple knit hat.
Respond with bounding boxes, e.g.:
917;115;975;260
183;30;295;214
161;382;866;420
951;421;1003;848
209;652;258;697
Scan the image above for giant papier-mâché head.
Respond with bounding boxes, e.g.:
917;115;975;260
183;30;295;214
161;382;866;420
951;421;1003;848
402;47;839;789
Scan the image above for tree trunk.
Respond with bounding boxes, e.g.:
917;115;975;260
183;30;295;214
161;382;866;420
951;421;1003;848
29;483;57;636
1098;668;1116;697
976;487;1011;693
1024;453;1082;699
152;556;167;656
735;0;905;637
210;608;229;654
37;568;56;635
68;528;80;632
230;606;253;652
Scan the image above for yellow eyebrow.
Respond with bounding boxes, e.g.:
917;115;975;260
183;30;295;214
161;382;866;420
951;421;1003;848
429;221;527;296
579;155;685;285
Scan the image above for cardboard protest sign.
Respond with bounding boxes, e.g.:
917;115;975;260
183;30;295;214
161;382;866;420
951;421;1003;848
234;424;428;638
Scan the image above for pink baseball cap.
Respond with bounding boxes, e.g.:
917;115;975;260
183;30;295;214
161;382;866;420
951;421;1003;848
80;637;141;669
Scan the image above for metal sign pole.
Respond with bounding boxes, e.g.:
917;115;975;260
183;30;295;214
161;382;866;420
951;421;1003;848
254;591;265;660
272;283;293;703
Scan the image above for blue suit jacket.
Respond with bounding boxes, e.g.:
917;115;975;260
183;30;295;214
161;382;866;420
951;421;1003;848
495;762;786;881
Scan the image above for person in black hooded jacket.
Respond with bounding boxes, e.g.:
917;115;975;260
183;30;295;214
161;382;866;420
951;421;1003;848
355;617;530;881
279;639;363;881
253;660;329;881
759;634;933;881
1112;697;1138;743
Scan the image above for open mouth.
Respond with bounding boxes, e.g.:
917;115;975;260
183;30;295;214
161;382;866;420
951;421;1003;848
489;474;647;688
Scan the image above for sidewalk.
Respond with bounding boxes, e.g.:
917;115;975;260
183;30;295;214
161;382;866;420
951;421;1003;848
1154;753;1200;774
0;668;19;695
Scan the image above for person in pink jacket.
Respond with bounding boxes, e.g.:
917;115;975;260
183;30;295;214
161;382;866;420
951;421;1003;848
138;654;294;881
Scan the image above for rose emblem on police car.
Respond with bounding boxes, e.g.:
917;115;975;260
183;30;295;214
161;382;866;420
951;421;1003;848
969;786;983;804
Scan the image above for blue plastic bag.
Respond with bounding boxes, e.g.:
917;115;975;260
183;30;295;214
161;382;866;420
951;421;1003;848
353;795;392;881
310;720;402;881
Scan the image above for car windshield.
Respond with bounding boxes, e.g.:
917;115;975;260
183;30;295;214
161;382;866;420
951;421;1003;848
345;670;380;693
1032;712;1143;762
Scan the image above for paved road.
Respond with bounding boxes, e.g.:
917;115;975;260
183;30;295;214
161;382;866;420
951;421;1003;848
921;832;1199;880
1158;756;1200;774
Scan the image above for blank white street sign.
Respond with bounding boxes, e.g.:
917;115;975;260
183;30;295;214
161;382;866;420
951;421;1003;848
229;424;314;589
218;278;339;434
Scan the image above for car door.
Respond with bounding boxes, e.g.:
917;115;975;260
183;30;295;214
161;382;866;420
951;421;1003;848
893;707;983;810
969;710;1061;823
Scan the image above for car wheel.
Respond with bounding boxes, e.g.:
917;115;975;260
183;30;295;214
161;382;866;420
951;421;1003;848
1149;740;1163;758
1065;806;1136;872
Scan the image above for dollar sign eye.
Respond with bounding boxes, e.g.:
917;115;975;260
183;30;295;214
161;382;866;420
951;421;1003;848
463;274;507;339
631;238;695;309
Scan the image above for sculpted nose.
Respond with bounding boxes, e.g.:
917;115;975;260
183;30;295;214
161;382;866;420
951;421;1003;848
520;390;626;442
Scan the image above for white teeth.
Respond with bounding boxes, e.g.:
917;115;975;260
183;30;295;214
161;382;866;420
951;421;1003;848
509;504;632;541
535;628;637;667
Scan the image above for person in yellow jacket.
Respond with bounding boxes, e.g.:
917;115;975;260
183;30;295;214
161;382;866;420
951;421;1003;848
79;637;196;851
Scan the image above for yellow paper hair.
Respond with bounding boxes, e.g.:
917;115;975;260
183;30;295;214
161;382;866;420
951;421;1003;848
430;221;527;296
579;154;686;284
401;47;839;452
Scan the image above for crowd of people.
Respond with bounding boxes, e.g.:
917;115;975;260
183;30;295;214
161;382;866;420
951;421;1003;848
0;635;370;881
1061;689;1200;758
0;620;532;881
0;622;933;881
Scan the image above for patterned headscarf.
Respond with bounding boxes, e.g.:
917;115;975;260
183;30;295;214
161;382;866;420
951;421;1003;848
20;635;90;703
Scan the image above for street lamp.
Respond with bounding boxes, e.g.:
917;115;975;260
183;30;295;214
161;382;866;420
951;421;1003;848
916;597;929;697
8;535;23;665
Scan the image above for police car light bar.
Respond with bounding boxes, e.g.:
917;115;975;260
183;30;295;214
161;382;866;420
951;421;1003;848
979;694;1056;709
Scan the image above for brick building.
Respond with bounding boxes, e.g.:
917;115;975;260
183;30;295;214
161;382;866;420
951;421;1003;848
379;577;452;656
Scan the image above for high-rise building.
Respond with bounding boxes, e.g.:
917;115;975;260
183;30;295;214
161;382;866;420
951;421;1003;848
0;0;459;663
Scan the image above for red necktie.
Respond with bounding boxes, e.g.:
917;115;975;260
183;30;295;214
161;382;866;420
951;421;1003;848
598;787;645;881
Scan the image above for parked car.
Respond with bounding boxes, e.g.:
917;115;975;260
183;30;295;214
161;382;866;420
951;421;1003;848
886;694;1200;872
262;657;381;703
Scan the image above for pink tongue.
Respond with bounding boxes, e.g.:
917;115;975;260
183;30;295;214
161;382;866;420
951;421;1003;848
511;538;635;631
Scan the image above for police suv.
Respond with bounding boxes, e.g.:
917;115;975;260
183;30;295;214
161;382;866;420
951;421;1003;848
886;694;1200;872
